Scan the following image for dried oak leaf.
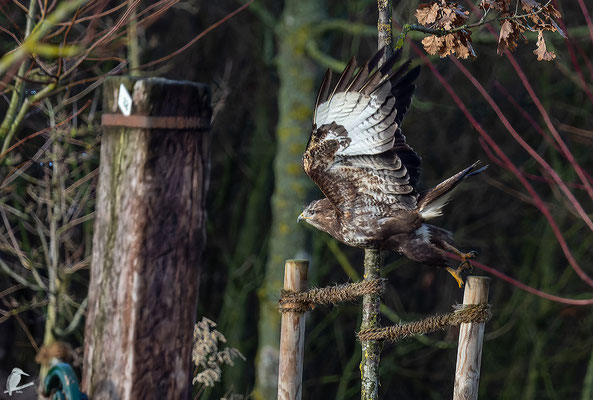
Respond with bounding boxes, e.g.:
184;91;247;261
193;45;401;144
533;30;556;61
451;3;469;22
440;7;457;30
422;35;444;55
416;3;440;25
521;0;544;24
455;30;477;59
544;3;561;18
480;0;510;12
497;20;520;54
441;33;457;56
441;3;468;29
520;0;540;12
543;4;566;37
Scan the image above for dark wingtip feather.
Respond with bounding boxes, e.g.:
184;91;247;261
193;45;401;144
379;48;403;75
363;50;411;95
387;60;411;84
314;68;332;119
346;60;370;92
393;65;421;91
368;47;387;71
330;56;357;99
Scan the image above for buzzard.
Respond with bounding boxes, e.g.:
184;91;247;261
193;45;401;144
298;47;486;287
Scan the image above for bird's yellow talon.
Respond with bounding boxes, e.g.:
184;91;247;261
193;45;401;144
446;266;465;288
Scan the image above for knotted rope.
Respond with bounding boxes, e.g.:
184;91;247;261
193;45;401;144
357;303;491;343
279;278;386;313
278;279;490;341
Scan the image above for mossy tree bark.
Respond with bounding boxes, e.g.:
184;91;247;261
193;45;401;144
82;77;210;400
360;1;393;399
360;249;383;400
253;1;325;398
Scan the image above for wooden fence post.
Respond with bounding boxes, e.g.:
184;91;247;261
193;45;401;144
453;276;491;400
82;77;211;400
278;260;309;400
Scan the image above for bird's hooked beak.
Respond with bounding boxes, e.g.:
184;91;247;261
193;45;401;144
297;213;305;223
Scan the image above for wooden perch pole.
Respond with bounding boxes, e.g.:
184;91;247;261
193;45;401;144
359;1;393;399
453;276;491;400
360;250;383;400
278;260;309;400
377;0;393;59
82;77;210;400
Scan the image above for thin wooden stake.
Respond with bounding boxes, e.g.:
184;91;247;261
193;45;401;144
278;259;309;400
453;276;491;400
360;249;382;400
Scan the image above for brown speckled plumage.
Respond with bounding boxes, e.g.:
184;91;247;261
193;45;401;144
299;47;486;278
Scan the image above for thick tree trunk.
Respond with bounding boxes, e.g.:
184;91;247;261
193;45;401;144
253;1;325;399
82;77;211;400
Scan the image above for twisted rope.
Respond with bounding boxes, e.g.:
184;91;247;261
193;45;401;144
279;278;386;313
278;279;490;342
357;303;491;343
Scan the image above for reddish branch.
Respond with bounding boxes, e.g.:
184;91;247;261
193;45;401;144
410;42;593;296
448;254;593;306
460;0;593;202
451;57;593;234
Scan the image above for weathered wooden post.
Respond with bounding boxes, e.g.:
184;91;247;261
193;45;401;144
278;260;309;400
82;77;210;400
453;276;491;400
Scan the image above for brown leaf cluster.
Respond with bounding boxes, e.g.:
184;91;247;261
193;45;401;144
479;0;510;13
416;0;563;61
483;0;564;60
534;30;556;61
416;0;476;59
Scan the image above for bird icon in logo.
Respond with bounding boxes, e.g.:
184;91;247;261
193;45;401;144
5;368;33;396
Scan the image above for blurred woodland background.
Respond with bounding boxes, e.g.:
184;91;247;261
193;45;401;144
1;0;592;399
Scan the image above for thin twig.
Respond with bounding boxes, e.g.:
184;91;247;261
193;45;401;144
407;0;555;37
411;41;593;290
53;296;88;336
0;257;42;291
138;0;254;69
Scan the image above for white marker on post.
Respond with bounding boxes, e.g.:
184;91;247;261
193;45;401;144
118;83;132;116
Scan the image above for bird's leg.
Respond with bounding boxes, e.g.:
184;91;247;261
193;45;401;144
445;266;465;288
442;243;478;287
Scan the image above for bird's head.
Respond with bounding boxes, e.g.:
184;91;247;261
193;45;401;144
11;368;28;376
298;199;338;233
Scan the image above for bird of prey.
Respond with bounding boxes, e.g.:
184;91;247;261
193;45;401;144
298;47;486;287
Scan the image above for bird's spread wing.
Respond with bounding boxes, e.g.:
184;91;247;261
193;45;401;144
303;47;421;214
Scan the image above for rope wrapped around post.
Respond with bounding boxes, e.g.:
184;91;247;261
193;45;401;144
279;278;387;313
357;304;491;343
279;279;490;342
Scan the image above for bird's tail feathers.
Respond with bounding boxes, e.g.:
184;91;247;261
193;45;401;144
418;161;487;219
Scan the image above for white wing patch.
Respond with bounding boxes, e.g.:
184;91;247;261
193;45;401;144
315;89;399;157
